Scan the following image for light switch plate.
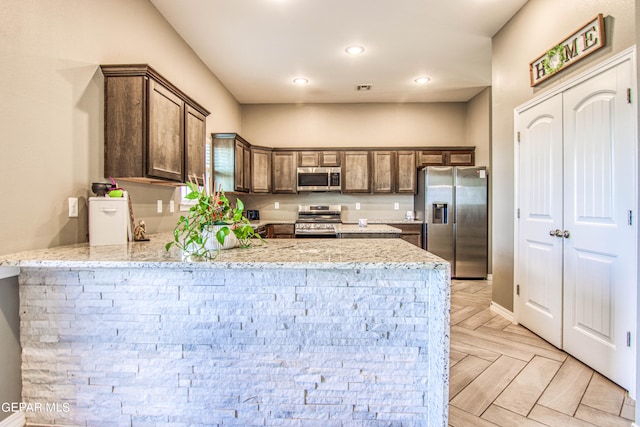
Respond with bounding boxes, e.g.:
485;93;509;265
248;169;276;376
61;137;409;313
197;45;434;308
356;203;361;210
68;197;78;217
275;202;280;209
157;200;163;213
394;202;400;210
169;200;175;213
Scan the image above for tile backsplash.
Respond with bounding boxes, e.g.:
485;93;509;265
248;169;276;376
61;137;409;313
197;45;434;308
236;193;415;223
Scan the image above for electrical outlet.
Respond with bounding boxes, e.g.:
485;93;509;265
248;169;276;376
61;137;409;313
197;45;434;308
275;202;280;209
157;200;163;213
394;202;400;210
169;200;175;213
355;203;361;210
68;197;78;217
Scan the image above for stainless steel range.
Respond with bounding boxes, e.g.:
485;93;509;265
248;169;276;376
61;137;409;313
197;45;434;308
295;205;342;237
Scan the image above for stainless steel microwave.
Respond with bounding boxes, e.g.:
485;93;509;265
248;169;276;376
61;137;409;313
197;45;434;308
297;167;341;192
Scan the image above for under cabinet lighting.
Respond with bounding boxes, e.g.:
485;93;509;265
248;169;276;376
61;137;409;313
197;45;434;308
415;76;431;84
293;77;309;85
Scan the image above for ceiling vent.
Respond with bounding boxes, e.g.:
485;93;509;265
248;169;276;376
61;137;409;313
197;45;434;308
356;84;372;91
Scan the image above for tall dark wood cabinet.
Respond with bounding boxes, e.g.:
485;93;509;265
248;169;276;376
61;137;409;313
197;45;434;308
272;151;297;194
342;151;371;193
251;147;272;193
101;64;210;185
395;150;417;193
185;105;207;184
212;133;251;193
372;151;394;193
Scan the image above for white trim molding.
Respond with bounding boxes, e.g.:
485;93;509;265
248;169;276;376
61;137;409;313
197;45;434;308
490;301;515;323
0;412;25;427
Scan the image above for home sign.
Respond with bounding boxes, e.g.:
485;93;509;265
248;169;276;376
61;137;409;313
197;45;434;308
530;14;605;87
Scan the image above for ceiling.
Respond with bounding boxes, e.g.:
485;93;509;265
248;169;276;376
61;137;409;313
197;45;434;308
149;0;528;104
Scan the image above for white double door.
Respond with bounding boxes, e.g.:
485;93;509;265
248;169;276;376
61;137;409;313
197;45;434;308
516;57;636;392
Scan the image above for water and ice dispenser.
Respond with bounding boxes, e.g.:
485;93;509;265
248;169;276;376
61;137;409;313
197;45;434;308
432;203;448;224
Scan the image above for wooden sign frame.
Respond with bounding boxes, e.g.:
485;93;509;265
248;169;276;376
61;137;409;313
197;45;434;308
530;14;605;87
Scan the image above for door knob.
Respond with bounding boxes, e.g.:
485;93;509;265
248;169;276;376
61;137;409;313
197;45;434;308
563;230;570;238
549;229;562;237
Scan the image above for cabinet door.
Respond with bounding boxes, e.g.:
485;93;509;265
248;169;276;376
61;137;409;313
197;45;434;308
251;147;272;193
320;151;340;167
418;150;446;167
272;152;297;193
270;224;295;238
372;151;394;193
448;150;475;166
234;140;250;192
185;105;206;186
342;151;371;193
393;223;422;247
298;151;319;167
243;144;251;192
148;79;184;182
396;151;416;193
104;75;146;179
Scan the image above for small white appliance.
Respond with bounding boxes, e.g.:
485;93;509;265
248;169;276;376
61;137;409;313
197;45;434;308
89;195;129;246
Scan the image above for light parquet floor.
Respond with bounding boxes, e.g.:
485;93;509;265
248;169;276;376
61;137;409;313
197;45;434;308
449;279;636;427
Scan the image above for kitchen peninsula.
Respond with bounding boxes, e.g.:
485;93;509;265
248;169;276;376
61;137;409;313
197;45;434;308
1;236;450;426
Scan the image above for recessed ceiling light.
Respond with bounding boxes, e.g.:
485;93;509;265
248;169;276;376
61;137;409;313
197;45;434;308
345;45;365;55
415;77;431;84
293;77;309;85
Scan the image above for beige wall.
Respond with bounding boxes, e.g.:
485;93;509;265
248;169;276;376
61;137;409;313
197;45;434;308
241;103;470;148
491;0;635;310
465;88;491;168
0;0;241;256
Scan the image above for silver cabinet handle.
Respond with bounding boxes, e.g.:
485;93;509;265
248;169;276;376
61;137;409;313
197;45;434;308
549;229;562;237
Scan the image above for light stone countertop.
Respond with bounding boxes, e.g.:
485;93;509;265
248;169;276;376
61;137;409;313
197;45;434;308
0;232;448;271
335;224;401;234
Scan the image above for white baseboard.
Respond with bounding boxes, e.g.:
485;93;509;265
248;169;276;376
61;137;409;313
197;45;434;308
490;301;515;323
0;412;25;427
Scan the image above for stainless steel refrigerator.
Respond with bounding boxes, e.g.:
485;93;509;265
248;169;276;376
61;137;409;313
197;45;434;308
415;166;488;278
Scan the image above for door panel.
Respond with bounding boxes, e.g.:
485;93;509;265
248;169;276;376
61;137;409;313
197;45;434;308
425;167;454;271
573;250;615;344
516;94;564;348
562;60;636;392
455;167;488;278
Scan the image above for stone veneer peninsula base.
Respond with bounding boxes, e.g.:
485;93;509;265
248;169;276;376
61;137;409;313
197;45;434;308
1;235;450;427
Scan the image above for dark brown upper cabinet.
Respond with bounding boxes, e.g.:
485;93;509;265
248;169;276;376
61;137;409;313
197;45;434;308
272;151;297;194
212;133;251;193
395;150;417;193
342;151;371;193
372;151;394;193
251;146;272;193
298;151;341;167
101;64;209;185
417;148;475;167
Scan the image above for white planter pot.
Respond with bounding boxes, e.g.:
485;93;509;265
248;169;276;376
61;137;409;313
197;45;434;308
203;225;237;251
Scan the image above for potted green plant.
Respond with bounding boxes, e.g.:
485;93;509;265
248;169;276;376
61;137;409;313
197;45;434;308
165;179;263;259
